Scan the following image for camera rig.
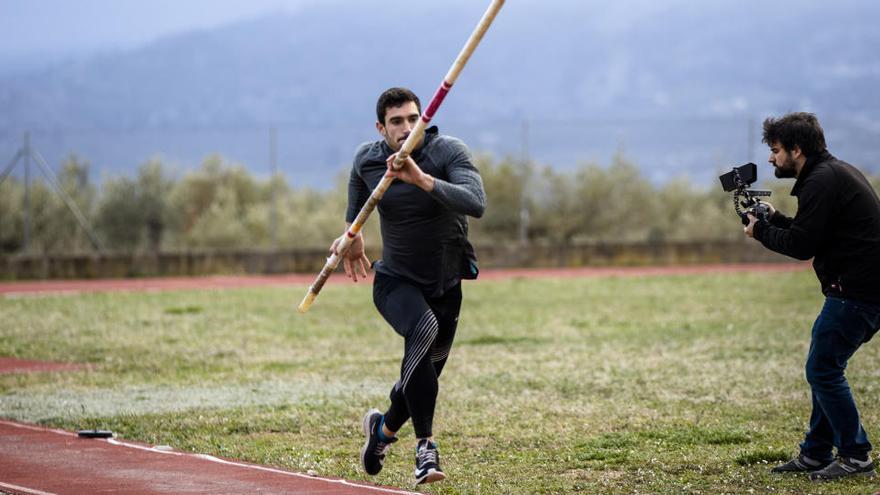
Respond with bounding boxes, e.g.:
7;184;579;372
718;163;772;225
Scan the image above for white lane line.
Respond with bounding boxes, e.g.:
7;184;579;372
0;481;59;495
191;452;419;495
105;439;418;495
0;420;417;495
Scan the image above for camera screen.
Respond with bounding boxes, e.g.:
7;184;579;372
719;163;757;192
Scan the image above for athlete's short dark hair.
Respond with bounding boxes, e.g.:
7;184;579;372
376;87;421;125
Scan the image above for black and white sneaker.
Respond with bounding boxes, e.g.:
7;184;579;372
809;456;876;481
360;409;396;475
770;454;832;473
414;439;446;485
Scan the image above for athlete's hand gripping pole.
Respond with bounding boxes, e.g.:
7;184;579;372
298;0;504;313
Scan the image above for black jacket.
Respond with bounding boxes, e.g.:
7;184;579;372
754;150;880;304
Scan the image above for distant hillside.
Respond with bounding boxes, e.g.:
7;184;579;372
1;0;879;186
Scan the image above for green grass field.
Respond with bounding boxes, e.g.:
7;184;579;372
2;270;879;494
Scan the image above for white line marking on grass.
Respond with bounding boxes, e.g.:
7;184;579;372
0;380;388;423
0;481;59;495
2;290;82;298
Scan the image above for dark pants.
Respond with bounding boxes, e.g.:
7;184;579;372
800;296;880;461
372;272;462;439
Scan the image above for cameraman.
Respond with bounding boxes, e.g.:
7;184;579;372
744;112;880;481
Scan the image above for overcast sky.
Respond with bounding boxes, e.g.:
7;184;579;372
0;0;693;62
0;0;316;60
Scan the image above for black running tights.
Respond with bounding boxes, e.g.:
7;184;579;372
372;272;462;439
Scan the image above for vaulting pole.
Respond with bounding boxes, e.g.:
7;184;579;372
298;0;505;313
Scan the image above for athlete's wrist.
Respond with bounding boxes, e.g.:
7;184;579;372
418;172;435;192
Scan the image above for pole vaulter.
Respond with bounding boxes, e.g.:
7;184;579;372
298;0;505;313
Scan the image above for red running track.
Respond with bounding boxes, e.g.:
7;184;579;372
0;263;810;296
0;420;417;495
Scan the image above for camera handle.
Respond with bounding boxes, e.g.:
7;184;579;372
733;190;751;225
734;188;772;225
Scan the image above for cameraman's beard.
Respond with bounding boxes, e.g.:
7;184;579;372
774;157;798;179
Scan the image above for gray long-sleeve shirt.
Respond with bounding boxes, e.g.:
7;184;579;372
346;126;486;295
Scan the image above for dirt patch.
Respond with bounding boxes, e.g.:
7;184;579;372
0;357;87;374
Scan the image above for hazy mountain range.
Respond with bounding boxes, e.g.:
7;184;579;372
1;0;879;187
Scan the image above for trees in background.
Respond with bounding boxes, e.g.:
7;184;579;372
0;155;97;254
96;158;174;252
2;152;876;255
481;153;742;245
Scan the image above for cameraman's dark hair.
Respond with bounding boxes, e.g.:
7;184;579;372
762;112;827;157
376;87;421;125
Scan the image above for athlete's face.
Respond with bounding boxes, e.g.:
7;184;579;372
377;101;422;151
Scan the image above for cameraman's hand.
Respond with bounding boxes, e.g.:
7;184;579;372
763;201;777;217
744;214;758;238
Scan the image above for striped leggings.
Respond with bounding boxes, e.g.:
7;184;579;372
372;272;462;439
